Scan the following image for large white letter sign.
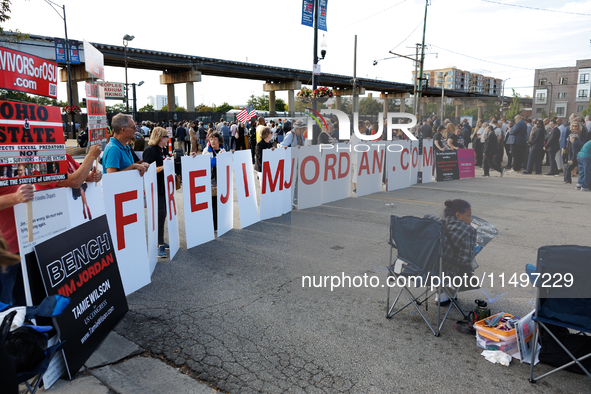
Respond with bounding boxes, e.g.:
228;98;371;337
143;162;158;275
297;146;323;210
102;171;150;295
182;155;214;248
410;140;420;185
260;148;286;220
216;151;234;236
386;140;411;191
163;159;180;259
232;150;259;229
356;144;385;197
282;147;296;214
422;139;434;184
321;144;351;204
67;182;105;228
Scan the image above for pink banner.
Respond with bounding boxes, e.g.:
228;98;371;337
457;149;475;179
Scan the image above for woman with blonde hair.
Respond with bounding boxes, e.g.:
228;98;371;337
143;127;171;258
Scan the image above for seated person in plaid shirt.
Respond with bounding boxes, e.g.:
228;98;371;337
425;199;478;304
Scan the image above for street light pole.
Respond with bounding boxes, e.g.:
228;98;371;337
123;34;135;114
132;81;144;121
441;72;448;120
416;0;430;120
44;1;76;138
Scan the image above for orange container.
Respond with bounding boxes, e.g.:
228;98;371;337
474;313;516;342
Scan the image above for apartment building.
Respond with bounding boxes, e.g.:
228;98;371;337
533;59;591;118
412;67;503;95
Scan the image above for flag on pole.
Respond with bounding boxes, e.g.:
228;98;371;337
237;104;257;122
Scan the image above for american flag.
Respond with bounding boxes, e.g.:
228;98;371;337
237;104;257;122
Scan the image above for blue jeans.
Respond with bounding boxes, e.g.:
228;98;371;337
277;134;284;144
200;139;206;151
577;156;591;189
223;136;231;151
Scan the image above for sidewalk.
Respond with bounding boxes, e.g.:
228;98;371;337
35;331;218;394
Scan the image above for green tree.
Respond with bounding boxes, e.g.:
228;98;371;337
195;104;215;112
540;109;548;119
246;94;287;112
175;106;187;112
580;101;591;118
0;0;27;42
213;102;233;113
107;103;127;113
483;100;501;120
0;90;58;106
358;97;381;115
139;104;154;112
505;89;522;120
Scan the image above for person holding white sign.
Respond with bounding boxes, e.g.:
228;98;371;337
143;127;172;258
102;114;149;176
203;132;226;231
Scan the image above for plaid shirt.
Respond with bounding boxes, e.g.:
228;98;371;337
425;214;477;274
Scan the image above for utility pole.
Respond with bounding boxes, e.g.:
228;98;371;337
416;0;430;120
413;44;420;116
352;35;357;118
311;0;320;143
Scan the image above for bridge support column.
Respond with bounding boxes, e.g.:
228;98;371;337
263;81;301;118
160;71;202;113
186;82;195;113
288;89;295;117
269;91;276;117
335;96;342;111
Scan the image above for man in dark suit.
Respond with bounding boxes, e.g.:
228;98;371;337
507;115;528;172
544;120;561;176
483;126;504;177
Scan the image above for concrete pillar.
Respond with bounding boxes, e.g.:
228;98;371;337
383;98;389;115
288;89;295;117
66;83;79;109
399;98;406;113
186;82;195;113
167;84;175;112
453;100;463;121
477;101;486;120
269;91;276;117
335;96;342;111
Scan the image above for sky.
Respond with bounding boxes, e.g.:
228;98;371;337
4;0;591;110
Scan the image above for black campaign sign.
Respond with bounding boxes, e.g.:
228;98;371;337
471;216;498;248
34;215;128;379
435;150;459;182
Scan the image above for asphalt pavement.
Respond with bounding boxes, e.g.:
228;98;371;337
40;159;590;393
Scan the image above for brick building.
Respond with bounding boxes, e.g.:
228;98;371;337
533;59;591;118
412;67;503;95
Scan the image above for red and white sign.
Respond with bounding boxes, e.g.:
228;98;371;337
422;139;434;184
144;162;159;275
232;150;259;229
0;101;67;187
97;82;125;99
410;140;420;185
102;170;151;295
386;140;411;191
83;40;104;80
297;146;323;210
216;151;234;236
356;144;385;197
0;47;58;98
321;144;351;204
181;155;214;248
260;148;287;221
163;158;180;259
85;82;108;146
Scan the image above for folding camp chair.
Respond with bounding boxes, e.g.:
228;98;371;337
528;245;591;383
386;215;467;336
0;295;70;394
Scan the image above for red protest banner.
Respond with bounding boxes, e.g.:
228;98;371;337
0;47;59;98
0;101;67;187
86;83;108;146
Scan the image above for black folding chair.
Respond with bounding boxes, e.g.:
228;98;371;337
529;245;591;383
386;215;466;336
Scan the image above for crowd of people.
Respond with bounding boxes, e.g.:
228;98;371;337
418;113;591;190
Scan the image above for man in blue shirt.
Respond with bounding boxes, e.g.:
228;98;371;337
102;113;149;175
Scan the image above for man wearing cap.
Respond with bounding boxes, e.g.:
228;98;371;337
280;120;307;147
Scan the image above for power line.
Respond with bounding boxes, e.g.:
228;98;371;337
430;44;535;71
480;0;591;17
389;20;423;52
